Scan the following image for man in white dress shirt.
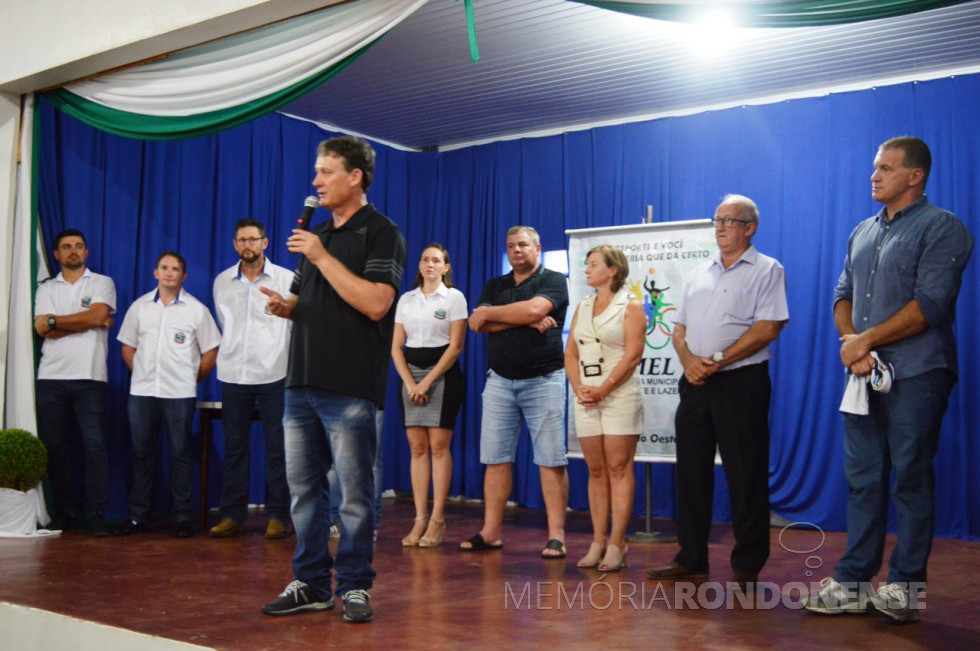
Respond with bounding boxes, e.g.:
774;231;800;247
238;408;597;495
116;251;221;538
34;229;116;536
210;218;294;539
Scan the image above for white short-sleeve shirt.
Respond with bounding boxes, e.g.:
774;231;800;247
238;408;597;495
117;288;222;398
35;269;117;382
212;259;293;385
394;283;468;348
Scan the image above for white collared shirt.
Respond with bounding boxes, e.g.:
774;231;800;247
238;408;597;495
35;268;117;382
117;288;222;398
394;283;468;347
212;258;293;385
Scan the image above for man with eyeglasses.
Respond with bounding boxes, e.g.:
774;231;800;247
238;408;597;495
806;136;973;623
210;218;294;540
647;194;788;592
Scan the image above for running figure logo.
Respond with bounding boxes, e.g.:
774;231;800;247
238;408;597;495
628;277;676;350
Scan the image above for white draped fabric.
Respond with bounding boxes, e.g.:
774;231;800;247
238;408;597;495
65;0;429;116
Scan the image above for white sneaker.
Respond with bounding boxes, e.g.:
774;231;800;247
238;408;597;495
804;577;870;615
868;582;920;623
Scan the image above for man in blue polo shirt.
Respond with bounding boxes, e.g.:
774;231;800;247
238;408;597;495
460;225;570;559
806;136;973;623
260;136;406;624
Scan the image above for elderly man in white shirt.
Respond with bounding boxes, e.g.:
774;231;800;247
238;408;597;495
209;218;294;540
647;194;789;591
116;251;221;538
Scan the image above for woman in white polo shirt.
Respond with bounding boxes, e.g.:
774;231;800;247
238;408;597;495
391;244;467;548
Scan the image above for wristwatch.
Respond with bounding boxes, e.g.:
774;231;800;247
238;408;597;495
711;351;725;363
47;316;57;330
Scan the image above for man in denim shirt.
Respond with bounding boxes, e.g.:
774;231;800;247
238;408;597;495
807;137;973;623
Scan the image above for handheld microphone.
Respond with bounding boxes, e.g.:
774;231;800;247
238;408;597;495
296;196;319;230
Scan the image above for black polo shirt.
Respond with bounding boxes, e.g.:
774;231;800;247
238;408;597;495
478;265;568;380
288;204;406;406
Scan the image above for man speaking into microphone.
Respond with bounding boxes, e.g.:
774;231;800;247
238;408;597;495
260;136;406;624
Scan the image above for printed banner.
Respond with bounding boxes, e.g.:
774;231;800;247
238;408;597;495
565;220;716;462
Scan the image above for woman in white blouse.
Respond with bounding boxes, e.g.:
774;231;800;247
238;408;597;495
391;244;468;548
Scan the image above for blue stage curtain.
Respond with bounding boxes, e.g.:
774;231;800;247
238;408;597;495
37;73;980;539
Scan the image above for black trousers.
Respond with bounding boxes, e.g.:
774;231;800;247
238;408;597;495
673;361;771;575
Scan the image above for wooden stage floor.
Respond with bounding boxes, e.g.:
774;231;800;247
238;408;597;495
2;498;977;650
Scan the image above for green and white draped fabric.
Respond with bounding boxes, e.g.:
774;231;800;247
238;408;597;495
569;0;974;27
44;0;430;139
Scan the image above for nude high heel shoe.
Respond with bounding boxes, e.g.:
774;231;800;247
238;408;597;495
576;541;605;568
598;544;628;572
418;519;445;548
402;516;428;547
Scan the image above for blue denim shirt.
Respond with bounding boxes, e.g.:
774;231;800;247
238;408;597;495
833;197;974;379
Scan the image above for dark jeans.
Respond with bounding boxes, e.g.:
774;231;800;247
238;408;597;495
836;368;955;584
127;395;196;524
36;379;109;518
674;362;772;575
328;408;384;530
219;380;289;523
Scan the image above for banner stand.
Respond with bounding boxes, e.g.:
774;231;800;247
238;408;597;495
626;462;676;544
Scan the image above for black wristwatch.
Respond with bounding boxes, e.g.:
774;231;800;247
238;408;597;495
47;316;57;330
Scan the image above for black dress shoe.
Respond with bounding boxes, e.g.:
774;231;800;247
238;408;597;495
87;514;110;538
732;570;759;592
112;519;146;536
645;560;709;580
175;522;194;538
48;512;77;532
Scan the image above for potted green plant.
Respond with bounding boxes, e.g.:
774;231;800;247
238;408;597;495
0;429;49;535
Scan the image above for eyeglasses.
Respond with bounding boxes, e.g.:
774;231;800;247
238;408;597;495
235;237;264;245
711;216;753;227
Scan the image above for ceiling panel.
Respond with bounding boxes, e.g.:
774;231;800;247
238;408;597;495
280;0;980;150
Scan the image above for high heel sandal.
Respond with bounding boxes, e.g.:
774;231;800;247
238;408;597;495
401;516;428;547
576;541;605;568
418;519;445;548
597;544;628;572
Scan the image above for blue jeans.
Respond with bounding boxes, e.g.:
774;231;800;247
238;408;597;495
479;369;567;467
127;395;196;524
36;379;109;518
835;368;955;584
219;380;289;523
285;387;377;599
328;409;384;530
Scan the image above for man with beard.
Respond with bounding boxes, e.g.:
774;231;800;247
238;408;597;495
34;229;117;536
210;218;294;540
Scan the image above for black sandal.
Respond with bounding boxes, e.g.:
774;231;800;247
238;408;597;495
458;533;503;552
541;538;566;559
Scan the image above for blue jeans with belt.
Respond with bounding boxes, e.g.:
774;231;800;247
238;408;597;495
835;368;955;584
285;387;377;600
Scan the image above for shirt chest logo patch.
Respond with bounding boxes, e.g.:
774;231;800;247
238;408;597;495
434;309;447;320
174;332;187;344
80;296;92;308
